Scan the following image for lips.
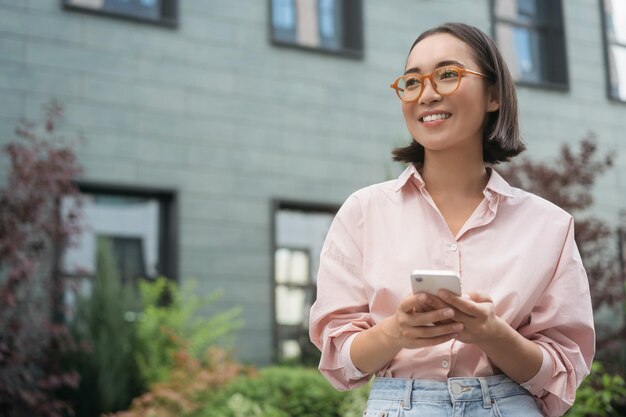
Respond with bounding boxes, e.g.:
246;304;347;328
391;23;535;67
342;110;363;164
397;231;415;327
419;112;452;122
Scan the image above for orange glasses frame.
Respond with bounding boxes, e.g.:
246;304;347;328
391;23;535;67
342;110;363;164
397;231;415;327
389;66;488;103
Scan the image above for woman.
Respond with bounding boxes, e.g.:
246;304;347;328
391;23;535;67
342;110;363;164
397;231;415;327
309;23;594;417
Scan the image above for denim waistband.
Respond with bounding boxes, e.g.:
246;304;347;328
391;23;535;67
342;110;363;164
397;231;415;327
369;375;529;408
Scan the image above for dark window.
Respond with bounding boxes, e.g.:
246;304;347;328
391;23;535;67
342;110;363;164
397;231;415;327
63;0;178;27
272;200;338;365
270;0;364;58
492;0;568;88
62;184;177;317
601;0;626;102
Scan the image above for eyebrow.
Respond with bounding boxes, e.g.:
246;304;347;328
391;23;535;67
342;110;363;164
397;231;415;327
404;60;466;75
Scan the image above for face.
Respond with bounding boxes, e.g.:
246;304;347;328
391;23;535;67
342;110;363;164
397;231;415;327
402;33;499;155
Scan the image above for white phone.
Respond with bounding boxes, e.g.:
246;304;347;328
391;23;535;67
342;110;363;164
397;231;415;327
410;269;462;296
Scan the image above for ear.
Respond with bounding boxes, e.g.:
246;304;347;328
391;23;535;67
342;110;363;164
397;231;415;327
486;85;500;112
487;100;500;112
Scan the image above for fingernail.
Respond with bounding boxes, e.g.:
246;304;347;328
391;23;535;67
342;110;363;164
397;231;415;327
419;294;430;304
444;309;454;318
452;323;463;331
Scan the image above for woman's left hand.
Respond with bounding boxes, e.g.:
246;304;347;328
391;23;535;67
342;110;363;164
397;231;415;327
436;290;507;346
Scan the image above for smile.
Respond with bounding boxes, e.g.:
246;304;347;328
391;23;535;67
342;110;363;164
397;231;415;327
419;113;451;122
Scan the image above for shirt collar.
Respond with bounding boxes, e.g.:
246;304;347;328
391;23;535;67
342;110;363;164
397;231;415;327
392;163;515;199
484;167;515;198
392;163;423;192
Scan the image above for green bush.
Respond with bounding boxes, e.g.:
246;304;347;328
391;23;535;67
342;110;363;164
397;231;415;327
108;347;253;417
64;237;143;416
194;367;370;417
64;241;244;416
566;361;626;417
134;277;243;386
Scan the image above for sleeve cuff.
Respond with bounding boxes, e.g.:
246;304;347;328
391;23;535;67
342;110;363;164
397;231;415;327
520;346;553;397
339;332;370;380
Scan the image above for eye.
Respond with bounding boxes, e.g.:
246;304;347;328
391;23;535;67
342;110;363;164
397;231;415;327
404;76;421;90
437;67;460;80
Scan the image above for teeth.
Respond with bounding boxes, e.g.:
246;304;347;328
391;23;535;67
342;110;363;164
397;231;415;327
422;113;450;122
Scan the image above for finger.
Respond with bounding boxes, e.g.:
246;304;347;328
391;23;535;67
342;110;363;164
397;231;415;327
405;307;455;327
469;291;492;303
424;294;453;310
406;332;459;349
415;295;458;323
437;290;483;317
399;293;433;313
404;322;464;339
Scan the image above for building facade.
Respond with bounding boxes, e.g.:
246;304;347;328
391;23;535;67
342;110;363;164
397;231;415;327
0;0;624;366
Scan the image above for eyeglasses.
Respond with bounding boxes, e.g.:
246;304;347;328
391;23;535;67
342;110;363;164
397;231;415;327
390;65;488;103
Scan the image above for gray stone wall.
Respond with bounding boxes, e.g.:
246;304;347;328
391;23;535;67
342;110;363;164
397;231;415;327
0;0;623;365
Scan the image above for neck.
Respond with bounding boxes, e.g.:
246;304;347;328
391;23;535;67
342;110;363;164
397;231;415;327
420;150;489;198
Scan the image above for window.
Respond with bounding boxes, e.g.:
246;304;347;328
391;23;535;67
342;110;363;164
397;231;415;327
62;184;177;316
63;0;178;27
272;201;337;364
492;0;568;88
602;0;626;102
270;0;364;58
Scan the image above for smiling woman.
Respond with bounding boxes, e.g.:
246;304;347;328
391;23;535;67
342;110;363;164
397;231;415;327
310;23;595;417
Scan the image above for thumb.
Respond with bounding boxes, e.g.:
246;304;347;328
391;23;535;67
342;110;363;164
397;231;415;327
469;291;491;303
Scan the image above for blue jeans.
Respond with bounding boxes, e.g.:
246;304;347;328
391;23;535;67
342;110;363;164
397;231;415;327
364;375;543;417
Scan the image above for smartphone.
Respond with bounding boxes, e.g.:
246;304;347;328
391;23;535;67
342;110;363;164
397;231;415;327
410;269;462;296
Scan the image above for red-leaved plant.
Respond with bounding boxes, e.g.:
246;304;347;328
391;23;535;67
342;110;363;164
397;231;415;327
0;100;83;417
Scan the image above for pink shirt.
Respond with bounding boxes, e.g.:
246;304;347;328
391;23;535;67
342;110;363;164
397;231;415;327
309;164;595;417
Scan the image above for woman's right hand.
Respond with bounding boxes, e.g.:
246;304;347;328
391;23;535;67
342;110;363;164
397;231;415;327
380;293;463;349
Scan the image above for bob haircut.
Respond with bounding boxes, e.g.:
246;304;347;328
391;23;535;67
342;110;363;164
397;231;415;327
392;22;525;165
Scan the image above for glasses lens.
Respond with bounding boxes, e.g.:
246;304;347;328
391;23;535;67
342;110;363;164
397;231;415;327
397;75;422;101
433;66;461;95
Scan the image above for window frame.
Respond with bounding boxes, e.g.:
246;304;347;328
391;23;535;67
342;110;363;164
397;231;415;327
490;0;569;90
270;199;339;364
62;0;179;29
70;181;179;282
267;0;364;59
600;0;626;103
618;227;625;276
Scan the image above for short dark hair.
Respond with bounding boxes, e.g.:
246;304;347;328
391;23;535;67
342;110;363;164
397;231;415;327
392;22;525;165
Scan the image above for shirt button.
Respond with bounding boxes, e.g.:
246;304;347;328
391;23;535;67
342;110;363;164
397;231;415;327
523;384;531;390
450;244;458;251
441;360;449;368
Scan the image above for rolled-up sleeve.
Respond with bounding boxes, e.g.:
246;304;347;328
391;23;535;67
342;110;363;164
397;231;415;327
309;194;373;390
518;217;595;417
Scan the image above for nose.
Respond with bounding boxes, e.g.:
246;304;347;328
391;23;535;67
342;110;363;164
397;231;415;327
419;77;441;105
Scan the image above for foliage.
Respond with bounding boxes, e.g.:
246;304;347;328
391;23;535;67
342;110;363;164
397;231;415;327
566;362;626;417
134;276;243;386
338;380;372;417
107;347;253;417
0;100;83;417
194;367;370;417
499;137;625;366
63;238;144;416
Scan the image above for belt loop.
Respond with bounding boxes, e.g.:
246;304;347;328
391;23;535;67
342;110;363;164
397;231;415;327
479;378;492;408
402;379;412;410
